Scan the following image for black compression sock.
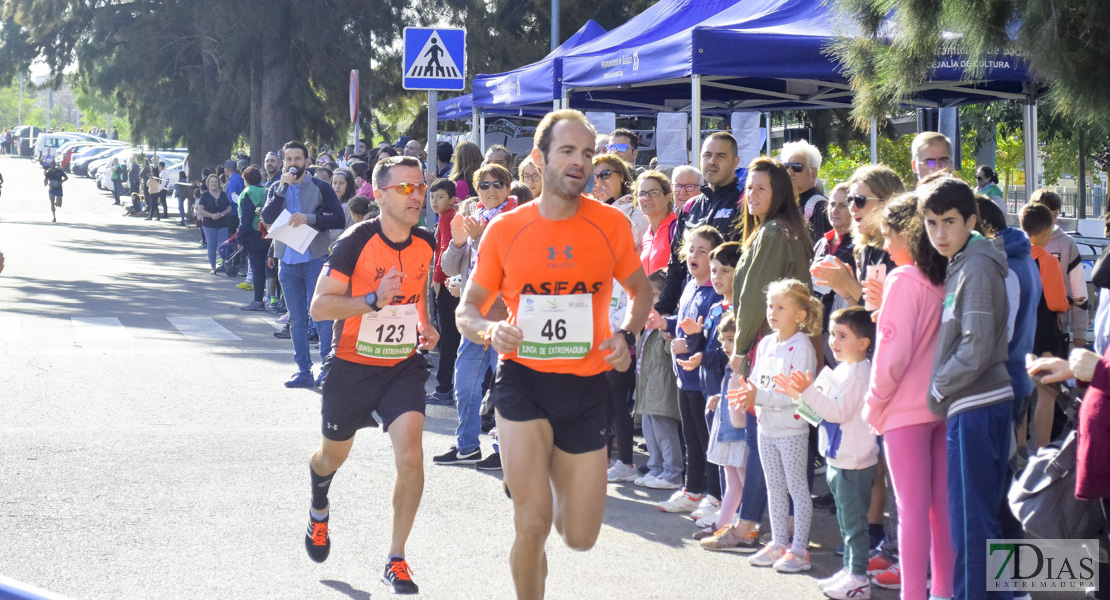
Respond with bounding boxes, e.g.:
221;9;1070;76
310;467;334;511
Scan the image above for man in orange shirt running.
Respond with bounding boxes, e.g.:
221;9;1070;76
457;109;652;600
304;155;439;595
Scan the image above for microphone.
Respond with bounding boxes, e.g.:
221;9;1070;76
278;167;299;194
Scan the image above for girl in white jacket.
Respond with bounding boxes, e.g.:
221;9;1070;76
776;306;879;600
728;278;820;573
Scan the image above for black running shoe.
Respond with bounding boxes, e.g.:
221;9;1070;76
304;513;330;563
382;558;419;594
432;446;481;465
475;452;502;471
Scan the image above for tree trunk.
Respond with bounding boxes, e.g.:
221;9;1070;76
261;2;296;154
250;53;263;161
186;2;233;182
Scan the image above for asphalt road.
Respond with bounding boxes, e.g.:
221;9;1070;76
0;155;1080;599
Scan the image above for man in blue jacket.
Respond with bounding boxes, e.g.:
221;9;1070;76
261;141;346;388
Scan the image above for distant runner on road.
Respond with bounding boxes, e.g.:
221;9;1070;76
44;164;67;223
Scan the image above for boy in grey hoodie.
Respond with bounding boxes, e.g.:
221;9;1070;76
920;177;1014;600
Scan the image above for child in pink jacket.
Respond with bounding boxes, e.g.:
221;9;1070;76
862;195;955;600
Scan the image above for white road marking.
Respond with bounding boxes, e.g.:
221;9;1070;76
167;317;242;341
259;317;286;331
0;316;22;342
71;317;133;341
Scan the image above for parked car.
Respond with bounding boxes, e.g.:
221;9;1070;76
33;132;101;160
72;144;125;176
58;141;97;171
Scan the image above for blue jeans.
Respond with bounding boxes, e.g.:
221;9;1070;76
278;256;332;374
948;400;1014;600
112;180;122;204
453;338;498;453
202;226;228;269
739;410;768;523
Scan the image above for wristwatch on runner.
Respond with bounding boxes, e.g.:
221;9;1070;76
365;292;380;312
616;329;636;349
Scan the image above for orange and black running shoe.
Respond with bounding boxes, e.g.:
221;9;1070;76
304;513;330;563
381;557;419;594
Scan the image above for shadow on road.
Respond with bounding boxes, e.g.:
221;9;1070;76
320;579;373;599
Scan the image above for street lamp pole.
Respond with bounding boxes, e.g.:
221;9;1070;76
551;0;559;52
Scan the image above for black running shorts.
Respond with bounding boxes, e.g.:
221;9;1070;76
491;359;609;454
320;353;430;440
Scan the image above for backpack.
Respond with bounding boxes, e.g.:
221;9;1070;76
1008;429;1103;540
1008;383;1102;540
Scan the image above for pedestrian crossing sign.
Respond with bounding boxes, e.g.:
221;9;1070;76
403;27;466;91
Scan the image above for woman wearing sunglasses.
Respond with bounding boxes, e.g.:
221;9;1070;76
974;165;1005;212
812;164;905;308
592;153;649;253
431;162;517;471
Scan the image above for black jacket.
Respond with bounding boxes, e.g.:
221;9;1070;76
800;187;832;244
655;179;743;314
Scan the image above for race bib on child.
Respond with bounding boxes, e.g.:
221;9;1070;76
356;304;419;360
517;294;592;359
756;356;783;391
795;367;837;427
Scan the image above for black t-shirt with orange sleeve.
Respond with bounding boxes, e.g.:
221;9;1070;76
469;198;642;377
324;218;435;366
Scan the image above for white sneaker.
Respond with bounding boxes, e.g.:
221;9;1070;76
633;474;656;487
645;474;681;490
747;543;786;567
694;510;719;529
772;549;811;572
818;568;850;591
606;461;638;483
825;573;870;599
656;489;703;513
689;495;721;521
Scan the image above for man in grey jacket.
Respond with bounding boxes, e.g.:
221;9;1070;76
921;176;1014;600
261;140;346;388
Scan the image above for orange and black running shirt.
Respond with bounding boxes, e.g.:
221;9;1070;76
469;197;641;376
324;218;435;366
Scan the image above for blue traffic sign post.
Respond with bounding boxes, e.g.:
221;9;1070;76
403;28;466;91
403;27;466;224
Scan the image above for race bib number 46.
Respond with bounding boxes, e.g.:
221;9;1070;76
517;294;592;360
357;304;418;359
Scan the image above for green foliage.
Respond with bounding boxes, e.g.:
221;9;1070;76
821;134;915;188
821;130;984;189
831;0;1110;132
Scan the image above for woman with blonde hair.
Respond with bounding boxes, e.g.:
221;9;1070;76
811;164;905;306
518;155;542;199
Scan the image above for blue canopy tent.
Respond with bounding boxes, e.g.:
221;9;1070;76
471;20;607;112
471;0;743;114
559;0;1045;194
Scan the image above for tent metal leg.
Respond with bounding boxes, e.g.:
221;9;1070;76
691;75;702;165
479;111;487;151
1023;98;1038;201
471;108;479;144
764;112;771;155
